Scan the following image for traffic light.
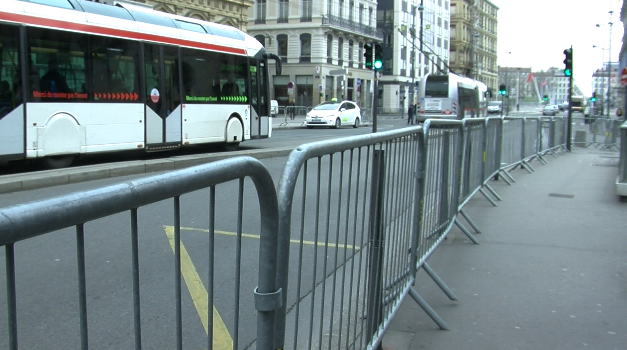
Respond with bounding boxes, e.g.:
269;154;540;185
499;84;506;95
591;92;596;102
563;48;573;76
374;44;383;70
543;95;548;102
364;43;373;69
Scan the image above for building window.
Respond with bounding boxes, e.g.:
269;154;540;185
255;34;266;47
300;33;311;63
349;1;354;22
327;0;332;16
327;34;333;64
277;34;288;62
348;39;354;67
359;4;364;24
278;0;288;23
302;0;312;21
255;0;266;24
339;0;344;18
338;37;344;66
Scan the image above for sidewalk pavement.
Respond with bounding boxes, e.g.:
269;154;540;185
382;146;627;350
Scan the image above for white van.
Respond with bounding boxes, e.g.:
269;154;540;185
270;100;278;117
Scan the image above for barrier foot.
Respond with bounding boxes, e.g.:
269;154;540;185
549;148;560;158
424;262;459;301
460;209;481;234
479;188;498;207
521;161;534;173
408;288;450;330
454;217;480;244
537;153;549;165
499;169;516;183
483;183;502;202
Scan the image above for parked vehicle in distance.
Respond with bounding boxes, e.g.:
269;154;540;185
487;101;503;114
570;96;586;113
271;100;278;117
305;101;361;129
543;105;557;116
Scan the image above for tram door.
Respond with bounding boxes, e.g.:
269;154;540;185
144;44;181;150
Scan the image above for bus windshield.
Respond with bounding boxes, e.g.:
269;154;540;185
425;76;449;98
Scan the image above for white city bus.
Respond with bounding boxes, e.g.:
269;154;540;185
0;0;281;168
416;72;488;123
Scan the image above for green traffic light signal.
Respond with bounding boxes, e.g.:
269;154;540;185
374;44;383;70
498;84;506;95
563;48;573;76
364;43;373;69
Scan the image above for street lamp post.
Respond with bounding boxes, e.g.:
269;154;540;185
597;11;614;117
592;44;607;115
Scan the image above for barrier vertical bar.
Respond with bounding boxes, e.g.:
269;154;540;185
76;224;89;350
366;149;385;349
130;209;142;350
5;244;18;350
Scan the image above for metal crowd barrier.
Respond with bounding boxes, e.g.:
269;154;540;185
0;158;281;350
2;116;570;349
617;120;627;198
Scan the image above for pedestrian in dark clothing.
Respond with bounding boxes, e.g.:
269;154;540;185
288;98;295;120
407;103;415;124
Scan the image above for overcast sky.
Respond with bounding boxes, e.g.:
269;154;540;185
490;0;624;95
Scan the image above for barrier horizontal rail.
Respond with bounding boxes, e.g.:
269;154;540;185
1;157;280;350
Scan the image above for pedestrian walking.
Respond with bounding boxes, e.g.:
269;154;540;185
616;107;623;120
288;98;295;120
407;102;415;124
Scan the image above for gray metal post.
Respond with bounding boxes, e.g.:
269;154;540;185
366;149;385;349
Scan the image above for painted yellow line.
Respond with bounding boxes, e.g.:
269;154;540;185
179;226;361;251
164;226;233;350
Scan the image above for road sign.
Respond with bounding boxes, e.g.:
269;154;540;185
621;67;627;86
329;68;348;75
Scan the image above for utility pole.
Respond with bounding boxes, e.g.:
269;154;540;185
607;11;613;116
419;0;424;77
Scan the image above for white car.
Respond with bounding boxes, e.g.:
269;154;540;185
305;101;361;129
542;105;557;116
487;101;503;114
270;99;278;117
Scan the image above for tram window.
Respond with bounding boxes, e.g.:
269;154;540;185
425;76;448;98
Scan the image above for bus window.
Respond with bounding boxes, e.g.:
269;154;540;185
90;37;140;102
180;48;221;103
0;24;21;115
425;75;448;98
26;26;87;102
219;54;247;104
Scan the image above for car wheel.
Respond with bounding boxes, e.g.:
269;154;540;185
332;118;341;129
353;117;360;128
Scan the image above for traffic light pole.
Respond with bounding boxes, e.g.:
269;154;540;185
372;74;378;133
566;46;573;151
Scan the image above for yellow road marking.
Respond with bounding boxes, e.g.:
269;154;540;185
164;225;360;350
164;226;233;350
178;226;361;251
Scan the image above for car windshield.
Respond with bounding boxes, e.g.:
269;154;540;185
313;103;340;110
488;102;501;106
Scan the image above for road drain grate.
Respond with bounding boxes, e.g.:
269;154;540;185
549;193;575;199
591;163;619;167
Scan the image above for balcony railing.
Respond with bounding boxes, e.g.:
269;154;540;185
301;16;312;22
255;18;266;24
323;15;378;37
300;56;311;63
277;17;288;23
